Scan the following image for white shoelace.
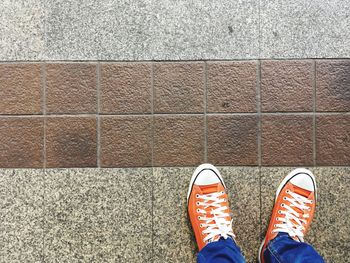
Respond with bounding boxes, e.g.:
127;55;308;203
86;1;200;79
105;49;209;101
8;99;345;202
196;191;234;243
272;190;313;242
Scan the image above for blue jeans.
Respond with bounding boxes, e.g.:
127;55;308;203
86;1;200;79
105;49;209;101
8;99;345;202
197;234;324;263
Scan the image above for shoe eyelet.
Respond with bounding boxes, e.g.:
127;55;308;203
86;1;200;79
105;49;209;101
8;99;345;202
283;197;287;201
196;202;200;206
198;216;201;220
286;190;290;194
278;210;282;214
200;224;203;228
310;200;313;204
196;194;199;198
196;209;200;213
281;203;285;207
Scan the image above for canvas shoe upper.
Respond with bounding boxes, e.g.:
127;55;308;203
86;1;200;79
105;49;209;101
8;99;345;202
187;164;235;251
259;168;317;263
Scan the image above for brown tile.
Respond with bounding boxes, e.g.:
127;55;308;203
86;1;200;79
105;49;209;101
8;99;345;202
316;115;350;165
154;116;204;166
0;118;44;168
154;63;205;113
261;60;314;112
101;116;152;167
207;61;257;113
46;63;97;114
46;117;97;168
261;115;313;165
0;64;42;114
101;63;152;114
208;115;258;165
316;60;350;112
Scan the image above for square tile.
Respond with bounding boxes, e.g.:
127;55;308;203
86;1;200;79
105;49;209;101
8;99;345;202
153;63;205;113
100;63;152;114
101;116;152;167
0;64;42;114
153;167;260;263
316;60;350;112
207;61;258;113
316;115;350;165
44;168;153;262
261;60;314;112
0;0;45;60
0;117;44;168
150;0;259;60
308;167;350;262
207;115;258;165
46;63;97;114
0;169;44;262
153;116;205;166
261;115;313;166
46;117;97;168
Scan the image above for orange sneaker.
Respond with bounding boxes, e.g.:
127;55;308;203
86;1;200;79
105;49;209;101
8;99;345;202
259;168;317;263
187;164;235;251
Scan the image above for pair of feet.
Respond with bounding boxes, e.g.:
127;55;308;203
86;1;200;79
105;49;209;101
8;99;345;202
187;164;316;262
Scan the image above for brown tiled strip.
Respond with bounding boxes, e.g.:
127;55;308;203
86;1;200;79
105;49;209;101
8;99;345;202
0;60;349;168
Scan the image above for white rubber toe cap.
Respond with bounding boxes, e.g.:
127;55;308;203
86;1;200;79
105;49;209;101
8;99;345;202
290;172;315;192
194;169;221;186
187;163;225;201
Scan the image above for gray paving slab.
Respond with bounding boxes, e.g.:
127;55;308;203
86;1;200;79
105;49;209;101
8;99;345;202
0;169;44;262
308;167;350;262
43;168;153;263
153;167;260;263
261;167;350;262
150;0;259;60
0;0;45;60
44;0;101;60
260;0;350;58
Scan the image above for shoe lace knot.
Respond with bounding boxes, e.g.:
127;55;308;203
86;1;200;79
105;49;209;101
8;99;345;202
196;191;235;243
273;190;313;242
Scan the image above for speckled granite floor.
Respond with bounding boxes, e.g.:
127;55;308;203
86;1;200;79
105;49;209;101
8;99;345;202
0;167;349;262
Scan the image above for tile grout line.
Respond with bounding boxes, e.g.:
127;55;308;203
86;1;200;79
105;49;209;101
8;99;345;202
97;63;101;168
4;58;350;63
151;62;155;263
259;166;263;242
43;63;47;170
151;63;155;167
42;62;47;263
2;111;350;118
313;60;317;167
204;62;208;162
257;60;262;166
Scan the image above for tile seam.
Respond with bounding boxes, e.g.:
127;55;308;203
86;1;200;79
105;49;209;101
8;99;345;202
1;112;350;118
1;58;350;63
313;60;317;167
97;63;101;168
257;60;262;166
43;62;47;170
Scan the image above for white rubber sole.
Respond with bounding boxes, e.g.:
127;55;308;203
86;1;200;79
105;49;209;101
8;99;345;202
186;163;226;201
258;168;317;263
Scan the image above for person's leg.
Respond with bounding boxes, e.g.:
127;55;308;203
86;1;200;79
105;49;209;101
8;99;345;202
259;168;325;263
187;164;246;263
